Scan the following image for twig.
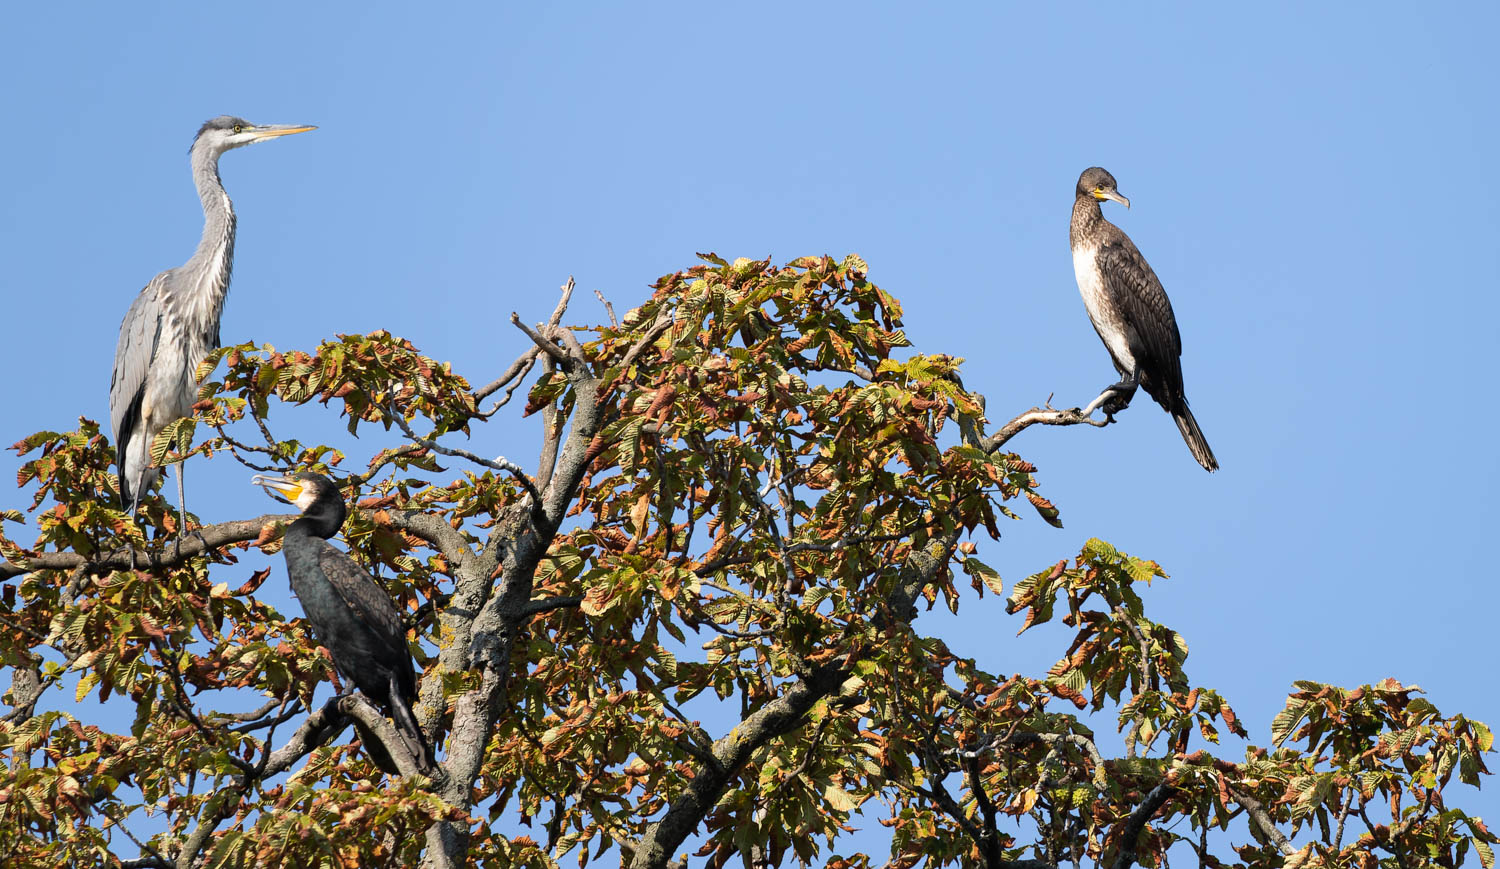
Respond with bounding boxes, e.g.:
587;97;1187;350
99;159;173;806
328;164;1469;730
547;277;577;329
478;352;539;418
1114;605;1153;757
535;356;563;493
1107;776;1177;869
827;362;876;382
345;444;424;487
961;731;1109;792
617;310;676;379
984;406;1109;453
211;697;281;724
251;406;280;451
962;745;1002;864
474;348;540;404
1333;787;1352;850
98;800;168;868
0;611;52;646
0;513;296;581
519;595;583;617
475;277;574;411
153;642;256;778
697;618;773;641
227;698;305;734
212;424;281;472
386;407;543;505
510;314;569;363
1225;785;1295;856
691;528;910;579
338;694;434;780
595;289;619;329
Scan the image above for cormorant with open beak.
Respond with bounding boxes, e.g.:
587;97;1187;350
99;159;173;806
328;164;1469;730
252;471;434;774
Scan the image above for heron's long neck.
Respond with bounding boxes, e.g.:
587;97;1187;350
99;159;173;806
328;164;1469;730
182;147;238;344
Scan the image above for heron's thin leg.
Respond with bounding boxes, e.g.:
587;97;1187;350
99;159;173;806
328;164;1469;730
114;483;144;569
173;462;210;558
174;463;187;558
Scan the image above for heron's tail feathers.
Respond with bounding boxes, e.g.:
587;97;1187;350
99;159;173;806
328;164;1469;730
118;466;158;514
118;474;135;513
1172;404;1218;472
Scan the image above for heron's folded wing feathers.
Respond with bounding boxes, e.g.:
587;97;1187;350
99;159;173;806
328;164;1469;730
109;273;170;452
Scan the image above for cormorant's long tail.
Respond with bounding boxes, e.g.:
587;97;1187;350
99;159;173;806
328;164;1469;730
1172;403;1218;472
351;718;403;776
388;676;436;775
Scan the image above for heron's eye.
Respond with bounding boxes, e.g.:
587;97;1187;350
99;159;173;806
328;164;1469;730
232;124;243;134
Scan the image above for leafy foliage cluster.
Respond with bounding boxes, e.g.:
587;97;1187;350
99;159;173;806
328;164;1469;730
0;255;1492;868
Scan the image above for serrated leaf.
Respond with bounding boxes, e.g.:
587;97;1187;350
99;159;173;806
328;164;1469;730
75;671;99;703
1272;699;1311;747
823;783;860;813
653;645;677;681
964;557;1004;595
150;417;197;468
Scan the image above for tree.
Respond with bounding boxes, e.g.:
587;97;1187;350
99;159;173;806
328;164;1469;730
0;254;1492;868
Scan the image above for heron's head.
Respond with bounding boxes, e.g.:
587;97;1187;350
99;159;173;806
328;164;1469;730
251;471;339;515
192;115;316;156
1077;167;1129;209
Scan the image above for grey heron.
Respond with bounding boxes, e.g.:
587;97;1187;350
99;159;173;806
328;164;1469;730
110;116;315;519
252;471;435;775
1070;167;1218;471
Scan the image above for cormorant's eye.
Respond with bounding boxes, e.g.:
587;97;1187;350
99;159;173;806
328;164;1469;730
232;124;243;134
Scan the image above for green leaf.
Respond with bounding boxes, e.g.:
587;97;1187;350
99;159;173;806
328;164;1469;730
1272;698;1311;747
1477;835;1496;869
150;417;197;467
823;783;860;813
963;557;1003;595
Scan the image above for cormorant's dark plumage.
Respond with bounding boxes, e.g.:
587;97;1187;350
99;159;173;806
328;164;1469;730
254;472;434;773
1070;167;1218;471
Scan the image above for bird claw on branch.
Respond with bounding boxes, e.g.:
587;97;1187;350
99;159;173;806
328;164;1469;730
1079;380;1138;420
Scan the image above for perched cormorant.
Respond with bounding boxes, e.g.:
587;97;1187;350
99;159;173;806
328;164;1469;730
1070;167;1218;471
252;472;434;774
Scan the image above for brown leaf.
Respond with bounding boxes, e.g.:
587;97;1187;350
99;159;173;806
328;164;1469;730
235;568;272;596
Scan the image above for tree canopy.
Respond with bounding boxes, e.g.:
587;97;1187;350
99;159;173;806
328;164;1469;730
0;254;1493;868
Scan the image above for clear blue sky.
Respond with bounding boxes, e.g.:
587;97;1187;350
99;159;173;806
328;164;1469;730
1;0;1495;856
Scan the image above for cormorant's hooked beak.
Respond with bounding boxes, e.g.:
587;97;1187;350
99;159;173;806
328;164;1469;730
1096;187;1130;209
251;474;303;503
246;123;317;141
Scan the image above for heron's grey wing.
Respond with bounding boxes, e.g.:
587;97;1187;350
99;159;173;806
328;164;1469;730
1095;239;1185;394
110;273;168;450
315;543;409;654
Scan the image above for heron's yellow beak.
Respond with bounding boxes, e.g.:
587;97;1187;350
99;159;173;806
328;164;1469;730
251;474;303;503
249;124;317;141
